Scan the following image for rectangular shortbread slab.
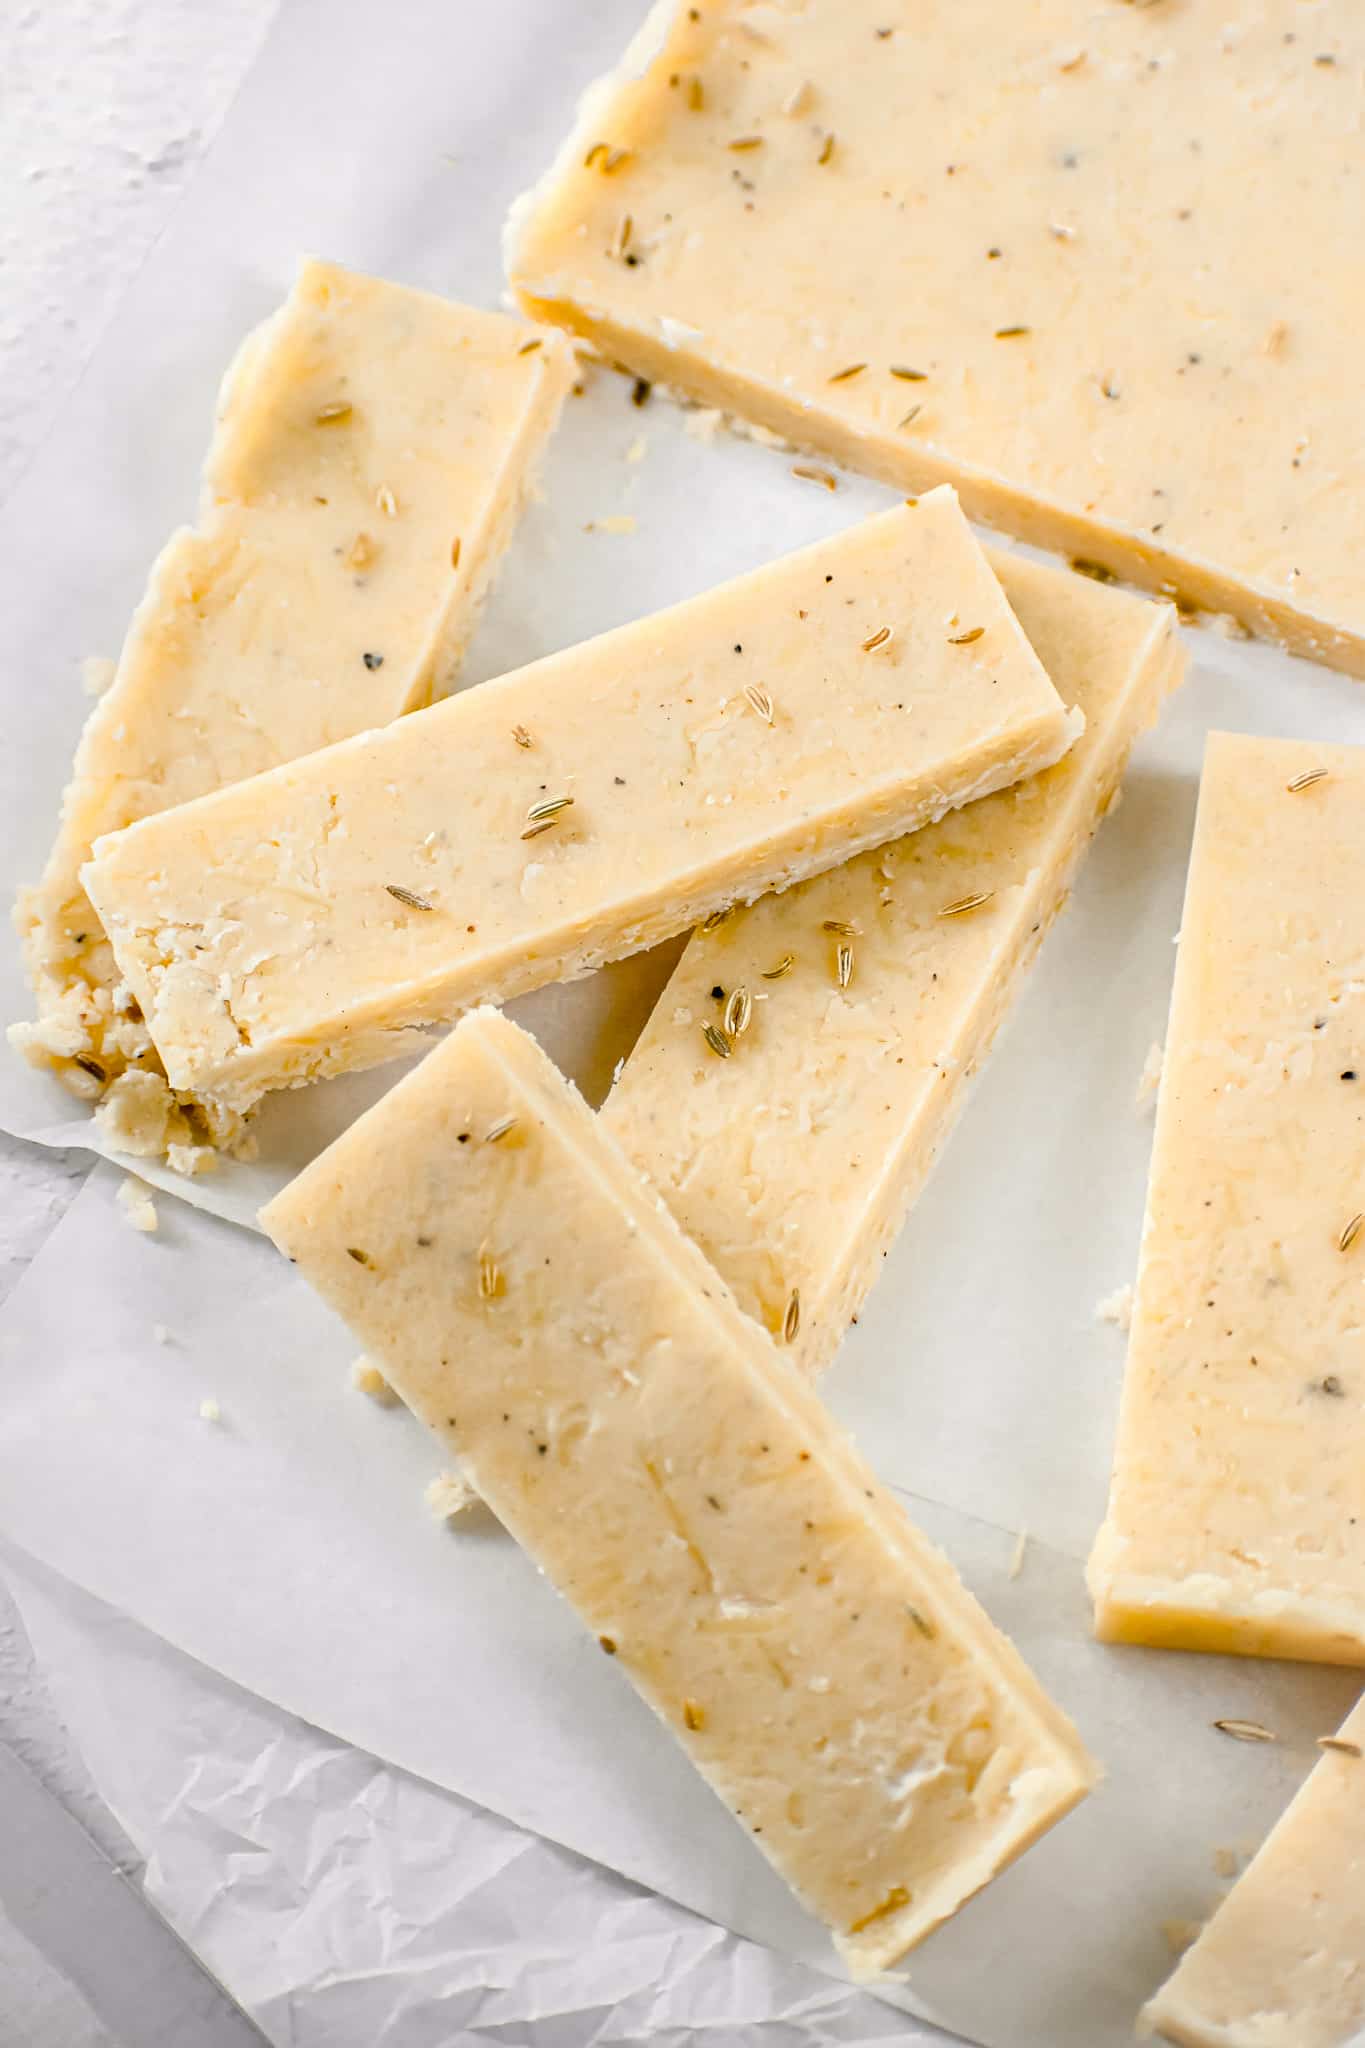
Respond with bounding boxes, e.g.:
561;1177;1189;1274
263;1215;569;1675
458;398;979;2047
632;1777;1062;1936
84;488;1079;1114
604;550;1182;1371
1143;1695;1365;2048
1088;733;1365;1666
507;0;1365;675
13;257;574;1144
260;1006;1096;1974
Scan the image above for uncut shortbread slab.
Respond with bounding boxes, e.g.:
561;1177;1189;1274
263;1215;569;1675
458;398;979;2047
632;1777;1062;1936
13;257;574;1154
260;1007;1096;1975
604;551;1182;1371
1144;1694;1365;2048
1089;734;1365;1667
508;0;1365;675
84;488;1079;1116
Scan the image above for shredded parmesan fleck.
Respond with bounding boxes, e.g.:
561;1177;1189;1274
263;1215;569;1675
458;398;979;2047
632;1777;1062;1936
1095;1284;1134;1333
425;1469;480;1520
1135;1040;1163;1111
352;1356;400;1406
116;1176;158;1233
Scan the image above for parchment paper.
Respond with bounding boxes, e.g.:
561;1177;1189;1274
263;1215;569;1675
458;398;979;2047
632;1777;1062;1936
3;1538;942;2048
1;0;1363;2041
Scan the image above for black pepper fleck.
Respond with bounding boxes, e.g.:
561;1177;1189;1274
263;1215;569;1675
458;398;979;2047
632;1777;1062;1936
363;651;384;670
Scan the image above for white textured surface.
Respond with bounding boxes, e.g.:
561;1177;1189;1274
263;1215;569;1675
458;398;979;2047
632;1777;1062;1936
0;0;274;1764
0;0;274;1709
0;6;274;2042
0;0;276;504
7;1545;928;2048
0;1910;116;2048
